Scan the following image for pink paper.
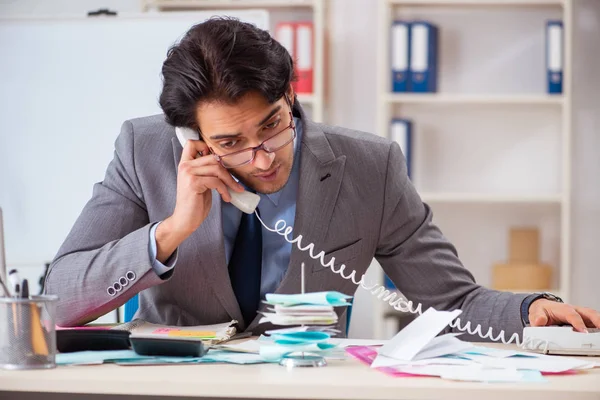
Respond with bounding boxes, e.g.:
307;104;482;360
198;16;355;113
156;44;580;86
345;346;427;378
56;326;112;330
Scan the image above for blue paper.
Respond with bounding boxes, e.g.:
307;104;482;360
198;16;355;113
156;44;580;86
265;291;351;307
270;331;331;344
56;350;153;365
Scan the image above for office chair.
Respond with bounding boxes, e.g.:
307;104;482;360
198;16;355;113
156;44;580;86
124;294;139;322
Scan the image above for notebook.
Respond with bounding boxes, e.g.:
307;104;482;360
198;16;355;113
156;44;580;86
112;319;238;345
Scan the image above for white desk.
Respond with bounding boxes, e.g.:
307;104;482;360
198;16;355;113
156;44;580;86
0;344;599;400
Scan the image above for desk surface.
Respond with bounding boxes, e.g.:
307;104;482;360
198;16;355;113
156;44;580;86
0;343;599;400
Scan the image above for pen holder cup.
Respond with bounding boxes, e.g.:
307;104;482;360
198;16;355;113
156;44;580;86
0;295;58;370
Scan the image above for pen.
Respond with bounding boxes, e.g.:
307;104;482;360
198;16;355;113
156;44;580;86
21;279;29;299
27;277;49;356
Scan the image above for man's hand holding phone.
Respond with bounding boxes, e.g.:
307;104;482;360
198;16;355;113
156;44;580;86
155;139;244;263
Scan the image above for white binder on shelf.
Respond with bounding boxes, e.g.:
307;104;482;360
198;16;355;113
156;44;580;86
409;21;438;93
546;20;563;94
391;21;410;92
275;22;295;61
390;119;413;179
295;22;314;94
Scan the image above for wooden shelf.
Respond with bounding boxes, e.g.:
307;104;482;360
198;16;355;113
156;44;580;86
144;0;316;10
386;93;564;106
388;0;564;6
420;193;563;204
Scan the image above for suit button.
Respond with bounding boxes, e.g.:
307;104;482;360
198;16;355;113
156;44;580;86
119;276;128;286
107;286;116;296
114;282;123;292
126;271;136;281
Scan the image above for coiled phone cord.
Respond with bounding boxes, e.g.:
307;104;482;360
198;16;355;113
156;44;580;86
255;211;534;347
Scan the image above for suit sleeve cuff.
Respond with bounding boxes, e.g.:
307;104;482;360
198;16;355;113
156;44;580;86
520;293;543;326
148;222;178;276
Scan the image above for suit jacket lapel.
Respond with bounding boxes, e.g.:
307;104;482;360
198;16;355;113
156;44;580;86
246;103;346;332
171;138;245;328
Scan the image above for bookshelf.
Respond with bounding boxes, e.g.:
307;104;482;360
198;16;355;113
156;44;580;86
373;0;572;339
141;0;327;122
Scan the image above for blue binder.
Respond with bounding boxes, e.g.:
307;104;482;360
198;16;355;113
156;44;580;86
546;20;563;94
390;118;413;179
391;21;411;92
409;21;438;93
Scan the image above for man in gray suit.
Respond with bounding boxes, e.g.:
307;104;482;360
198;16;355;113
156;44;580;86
46;18;600;339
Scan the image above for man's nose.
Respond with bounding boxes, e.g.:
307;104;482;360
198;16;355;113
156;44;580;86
252;149;275;170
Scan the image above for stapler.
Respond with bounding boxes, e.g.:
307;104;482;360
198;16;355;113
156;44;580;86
522;326;600;356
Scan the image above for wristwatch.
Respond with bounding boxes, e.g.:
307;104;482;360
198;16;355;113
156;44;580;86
520;292;564;325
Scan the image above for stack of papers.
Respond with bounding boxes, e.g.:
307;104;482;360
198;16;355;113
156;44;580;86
347;307;599;383
259;291;351;326
56;348;270;366
112;319;238;345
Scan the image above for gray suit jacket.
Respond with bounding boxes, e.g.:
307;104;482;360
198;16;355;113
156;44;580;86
45;102;530;339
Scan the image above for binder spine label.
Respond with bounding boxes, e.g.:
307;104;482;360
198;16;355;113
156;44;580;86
547;21;563;94
391;22;410;92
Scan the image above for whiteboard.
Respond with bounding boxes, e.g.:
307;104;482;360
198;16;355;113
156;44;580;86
0;11;270;265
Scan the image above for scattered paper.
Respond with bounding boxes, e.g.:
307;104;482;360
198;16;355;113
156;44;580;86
56;350;152;366
265;291;351;307
347;346;549;383
460;352;595;373
211;340;261;354
114;319;237;345
459;346;533;359
264;326;340;335
377;307;463;362
438;366;546;383
411;334;473;361
329;338;388;348
270;331;331;344
371;353;474;369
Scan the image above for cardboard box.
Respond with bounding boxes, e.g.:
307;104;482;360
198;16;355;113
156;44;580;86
492;263;552;291
509;228;539;264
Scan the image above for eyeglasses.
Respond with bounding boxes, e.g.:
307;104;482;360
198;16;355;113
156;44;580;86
208;111;296;169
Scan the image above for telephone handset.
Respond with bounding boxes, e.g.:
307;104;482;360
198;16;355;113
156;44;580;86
175;127;260;214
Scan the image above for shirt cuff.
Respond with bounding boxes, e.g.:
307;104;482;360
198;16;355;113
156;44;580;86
148;222;178;276
520;293;543;326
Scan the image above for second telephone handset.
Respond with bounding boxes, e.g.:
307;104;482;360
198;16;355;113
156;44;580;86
175;127;260;214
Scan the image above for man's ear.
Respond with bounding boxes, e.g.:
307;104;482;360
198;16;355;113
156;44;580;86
286;86;295;105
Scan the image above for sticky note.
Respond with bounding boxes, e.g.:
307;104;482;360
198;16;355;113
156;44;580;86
167;330;216;338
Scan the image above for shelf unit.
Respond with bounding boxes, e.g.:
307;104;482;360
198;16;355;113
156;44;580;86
386;93;564;105
420;193;563;204
141;0;326;122
373;0;572;339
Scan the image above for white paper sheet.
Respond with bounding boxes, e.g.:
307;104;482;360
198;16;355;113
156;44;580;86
329;338;388;348
377;307;462;361
460;352;594;373
371;354;475;369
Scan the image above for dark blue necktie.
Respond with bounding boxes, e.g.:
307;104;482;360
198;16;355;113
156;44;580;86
228;208;262;327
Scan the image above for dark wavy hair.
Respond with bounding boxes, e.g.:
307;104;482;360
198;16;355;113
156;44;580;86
159;17;296;130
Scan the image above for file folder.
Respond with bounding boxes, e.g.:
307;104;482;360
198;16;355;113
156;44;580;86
275;22;295;60
390;119;413;179
546;20;563;94
295;22;314;94
391;21;410;92
410;22;438;93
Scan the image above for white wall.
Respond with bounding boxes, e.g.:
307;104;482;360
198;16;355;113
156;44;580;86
0;0;598;335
